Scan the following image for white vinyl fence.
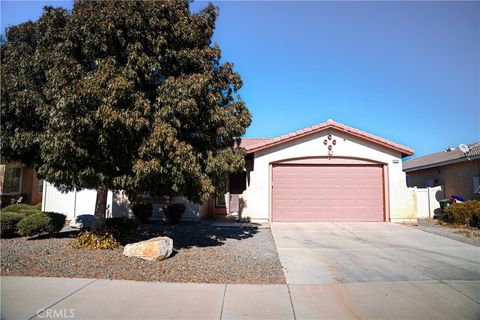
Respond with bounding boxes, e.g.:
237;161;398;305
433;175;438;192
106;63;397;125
408;185;444;218
42;182;129;220
42;182;205;221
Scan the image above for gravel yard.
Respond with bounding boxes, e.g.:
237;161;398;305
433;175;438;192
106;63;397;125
410;218;480;246
0;222;285;284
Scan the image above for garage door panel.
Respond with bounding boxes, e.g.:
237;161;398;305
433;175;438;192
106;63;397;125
272;164;384;222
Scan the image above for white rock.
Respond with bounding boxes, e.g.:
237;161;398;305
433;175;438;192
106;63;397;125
69;214;96;230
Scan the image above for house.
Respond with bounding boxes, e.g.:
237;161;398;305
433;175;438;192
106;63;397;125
43;119;417;222
403;142;480;201
0;163;43;208
222;119;415;223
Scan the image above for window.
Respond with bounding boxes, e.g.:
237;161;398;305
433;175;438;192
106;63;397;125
474;176;480;194
3;165;22;194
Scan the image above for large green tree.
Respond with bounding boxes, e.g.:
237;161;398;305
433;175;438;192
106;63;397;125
1;0;251;228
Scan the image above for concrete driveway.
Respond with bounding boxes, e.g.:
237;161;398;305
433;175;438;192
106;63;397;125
271;222;480;319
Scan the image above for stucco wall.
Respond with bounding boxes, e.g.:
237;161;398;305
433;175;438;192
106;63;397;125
406;159;480;200
21;168;42;205
240;128;415;222
171;196;209;220
406;166;441;188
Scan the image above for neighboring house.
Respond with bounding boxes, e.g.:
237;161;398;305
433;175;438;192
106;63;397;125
403;142;480;201
0;163;43;208
43;119;417;222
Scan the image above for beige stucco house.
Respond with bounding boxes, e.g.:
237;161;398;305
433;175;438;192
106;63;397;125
218;119;415;223
403;142;480;201
43;119;417;222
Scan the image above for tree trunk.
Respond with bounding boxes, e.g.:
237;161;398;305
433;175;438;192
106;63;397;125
92;186;108;231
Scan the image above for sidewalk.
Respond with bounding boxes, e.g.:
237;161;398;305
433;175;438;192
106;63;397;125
2;276;479;319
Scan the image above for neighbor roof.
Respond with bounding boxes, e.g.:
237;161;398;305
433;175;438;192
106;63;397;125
403;142;480;172
239;119;414;157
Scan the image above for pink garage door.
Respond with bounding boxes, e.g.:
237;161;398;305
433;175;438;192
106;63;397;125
272;164;384;222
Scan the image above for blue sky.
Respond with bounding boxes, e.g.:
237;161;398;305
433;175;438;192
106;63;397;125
2;1;479;158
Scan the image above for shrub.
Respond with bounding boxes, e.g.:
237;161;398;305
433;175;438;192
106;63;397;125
442;212;453;223
165;203;186;224
17;212;66;237
470;212;480;229
105;217;138;242
32;203;42;210
443;201;480;228
1;204;40;216
71;231;120;249
0;212;24;237
131;203;153;224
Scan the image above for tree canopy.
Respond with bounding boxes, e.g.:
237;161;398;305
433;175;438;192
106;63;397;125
1;0;251;208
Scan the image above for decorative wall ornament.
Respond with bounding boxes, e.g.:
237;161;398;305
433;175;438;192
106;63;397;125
324;135;337;159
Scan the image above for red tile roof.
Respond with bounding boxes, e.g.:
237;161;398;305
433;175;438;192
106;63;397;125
239;119;414;157
238;138;274;150
403;142;480;172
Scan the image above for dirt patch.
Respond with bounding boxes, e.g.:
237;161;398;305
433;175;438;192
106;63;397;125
410;219;480;246
1;221;285;284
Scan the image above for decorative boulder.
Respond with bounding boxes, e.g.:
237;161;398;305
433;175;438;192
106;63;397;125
123;236;173;261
